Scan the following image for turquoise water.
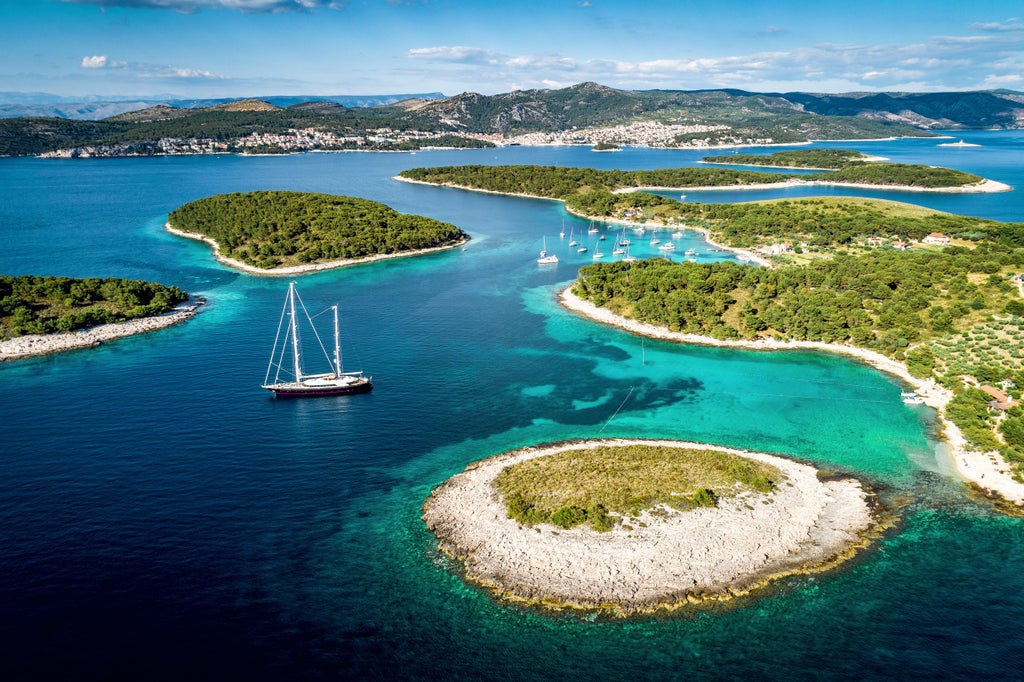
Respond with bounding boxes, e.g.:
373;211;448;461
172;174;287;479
2;135;1023;679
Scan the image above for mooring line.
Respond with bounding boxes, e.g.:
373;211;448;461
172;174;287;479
599;386;636;434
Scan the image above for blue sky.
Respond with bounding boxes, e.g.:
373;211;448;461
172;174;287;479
2;0;1023;98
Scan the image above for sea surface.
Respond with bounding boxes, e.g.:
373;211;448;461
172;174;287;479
2;132;1024;680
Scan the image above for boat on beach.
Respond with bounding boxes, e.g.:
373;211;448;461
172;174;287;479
262;282;372;398
901;391;925;405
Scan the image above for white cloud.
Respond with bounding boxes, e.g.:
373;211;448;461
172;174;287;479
970;18;1024;32
406;46;502;65
403;23;1024;94
62;0;345;13
81;55;108;68
982;73;1023;87
79;54;222;80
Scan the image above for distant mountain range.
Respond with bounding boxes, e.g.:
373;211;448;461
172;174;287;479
2;82;1022;157
0;93;446;120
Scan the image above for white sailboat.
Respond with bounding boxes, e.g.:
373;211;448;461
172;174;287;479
537;236;559;264
262;282;372;398
568;226;578;247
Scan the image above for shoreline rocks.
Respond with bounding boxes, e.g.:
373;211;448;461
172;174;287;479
423;439;880;615
0;297;203;362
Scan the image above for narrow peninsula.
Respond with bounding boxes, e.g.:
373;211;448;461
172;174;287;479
424;439;879;615
402;160;1024;510
166;190;468;275
0;274;197;361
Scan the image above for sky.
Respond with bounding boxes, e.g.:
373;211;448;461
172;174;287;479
1;0;1023;100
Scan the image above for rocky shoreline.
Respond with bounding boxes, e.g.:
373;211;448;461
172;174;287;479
423;439;880;615
0;297;203;362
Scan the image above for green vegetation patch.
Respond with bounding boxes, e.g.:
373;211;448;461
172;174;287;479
0;274;188;339
400;165;792;200
493;444;781;531
701;149;983;187
400;164;991;251
810;163;983;188
168;190;467;270
574;249;1024;353
703;149;870;169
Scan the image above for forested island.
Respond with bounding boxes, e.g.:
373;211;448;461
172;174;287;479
397;161;996;222
167;191;468;272
702;149;986;189
0;275;188;339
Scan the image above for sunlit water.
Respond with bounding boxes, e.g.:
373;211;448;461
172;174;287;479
2;133;1024;679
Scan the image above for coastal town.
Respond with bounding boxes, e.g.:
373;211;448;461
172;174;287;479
38;120;772;158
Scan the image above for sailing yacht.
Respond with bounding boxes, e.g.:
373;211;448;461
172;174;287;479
537;236;559;264
262;282;372;397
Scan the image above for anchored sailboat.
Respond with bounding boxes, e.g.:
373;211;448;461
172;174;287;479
537;236;559;264
262;282;372;398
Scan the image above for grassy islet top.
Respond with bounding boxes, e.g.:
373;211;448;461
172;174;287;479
493;444;782;532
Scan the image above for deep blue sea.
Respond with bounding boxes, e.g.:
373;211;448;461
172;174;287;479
3;132;1024;680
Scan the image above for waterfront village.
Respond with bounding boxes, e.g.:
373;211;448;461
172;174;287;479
39;120;764;158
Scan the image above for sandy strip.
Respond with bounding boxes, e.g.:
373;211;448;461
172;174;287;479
0;297;203;362
165;222;468;276
423;438;878;614
558;288;1024;507
616;177;1011;194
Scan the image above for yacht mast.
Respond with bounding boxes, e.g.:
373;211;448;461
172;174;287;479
332;305;342;376
288;281;302;381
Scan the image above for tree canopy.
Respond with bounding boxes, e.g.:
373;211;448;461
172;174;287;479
168;191;468;270
0;275;188;339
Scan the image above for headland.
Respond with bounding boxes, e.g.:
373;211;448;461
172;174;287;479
0;297;203;362
558;288;1024;507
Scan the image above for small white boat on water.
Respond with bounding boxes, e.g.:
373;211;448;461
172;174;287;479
537;236;559;264
658;242;675;251
901;391;925;405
